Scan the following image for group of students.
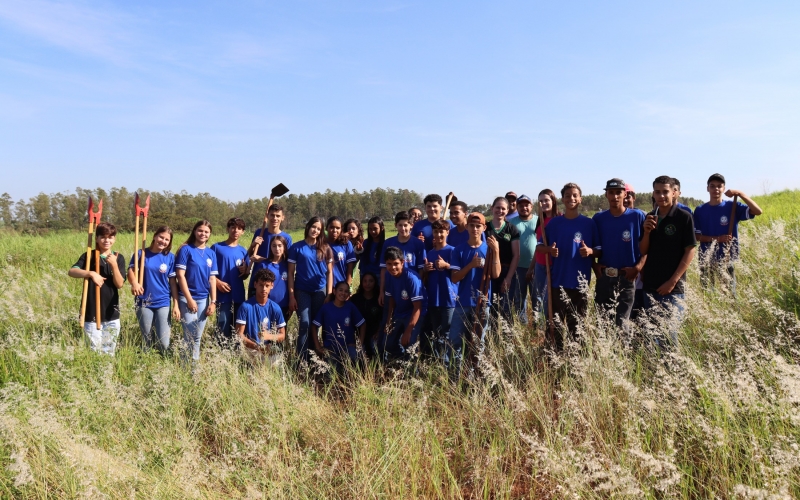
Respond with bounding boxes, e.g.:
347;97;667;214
69;172;762;369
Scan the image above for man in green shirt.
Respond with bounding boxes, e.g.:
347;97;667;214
510;195;538;325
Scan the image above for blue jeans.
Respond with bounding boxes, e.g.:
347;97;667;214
295;288;326;360
378;313;424;361
448;303;490;369
136;306;171;352
178;297;209;361
513;266;535;325
423;306;454;362
532;262;548;317
215;301;241;348
643;292;686;347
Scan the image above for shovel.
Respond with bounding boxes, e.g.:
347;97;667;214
79;197;103;329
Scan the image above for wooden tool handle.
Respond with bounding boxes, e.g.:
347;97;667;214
78;223;93;328
95;249;102;329
727;195;738;237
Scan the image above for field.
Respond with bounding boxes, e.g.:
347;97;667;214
1;191;799;498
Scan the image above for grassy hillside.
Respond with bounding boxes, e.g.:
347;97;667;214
0;192;798;498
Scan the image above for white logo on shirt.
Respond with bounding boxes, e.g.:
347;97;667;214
622;230;631;242
337;251;344;261
235;258;243;266
479;257;486;267
159;263;168;273
720;216;729;226
281;271;288;281
344;317;351;326
405;253;413;264
206;258;213;267
401;290;409;300
573;232;583;243
260;318;269;331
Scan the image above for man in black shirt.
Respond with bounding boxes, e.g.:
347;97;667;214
640;175;697;346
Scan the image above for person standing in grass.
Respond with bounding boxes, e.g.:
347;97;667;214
408;207;423;226
248;204;292;298
693;173;762;294
422;219;457;360
505;191;519;220
288;216;334;361
360;216;385;285
526;189;560;323
412;193;455;252
640;175;697;346
350;271;382;360
128;225;178;353
69;222;126;355
175;220;218;363
344;218;364;276
312;281;366;374
235;268;286;367
536;183;599;351
264;235;291;322
672;178;693;214
510;195;538;325
381;246;426;362
485;196;521;327
212;217;250;347
326;216;357;290
379;211;426;305
591;179;646;328
623;184;647;320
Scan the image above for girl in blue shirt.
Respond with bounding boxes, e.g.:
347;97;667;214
175;220;218;363
326;216;357;289
360;216;385;284
344;218;364;277
311;281;366;374
288;216;334;361
128;225;178;353
265;235;291;322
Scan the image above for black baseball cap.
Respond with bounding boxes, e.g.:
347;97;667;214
604;178;625;190
707;173;726;185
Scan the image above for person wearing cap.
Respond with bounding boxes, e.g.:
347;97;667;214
486;196;521;327
509;194;538;325
591;179;646;328
449;212;500;369
536;183;599;351
505;192;519;220
640;175;697;347
693;173;762;294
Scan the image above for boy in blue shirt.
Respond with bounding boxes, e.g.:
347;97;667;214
311;281;366;374
248;204;292;297
591;179;646;328
379;211;426;305
421;219;458;361
536;183;599;351
693;173;762;293
412;194;456;251
235;268;286;366
212;217;250;347
380;246;426;362
449;213;500;368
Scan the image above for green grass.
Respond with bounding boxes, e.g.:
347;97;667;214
0;193;799;498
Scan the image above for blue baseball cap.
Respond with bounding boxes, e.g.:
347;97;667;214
516;194;533;204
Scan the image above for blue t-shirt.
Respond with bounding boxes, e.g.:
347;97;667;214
360;238;383;278
411;219;456;252
287;241;332;292
211;242;250;304
380;236;426;275
175;245;219;300
329;240;357;285
235;297;286;346
313;301;365;348
592;208;645;270
385;267;425;318
447;227;485;248
264;261;289;309
129;249;175;309
251;229;292;273
677;202;693;215
693;200;755;260
425;245;458;308
450;241;492;308
541;215;599;290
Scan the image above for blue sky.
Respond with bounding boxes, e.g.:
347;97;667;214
1;1;798;205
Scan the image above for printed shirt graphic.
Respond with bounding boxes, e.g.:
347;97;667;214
330;240;357;284
287;241;332;292
235;297;286;345
251;230;292;273
380;236;426;275
541;215;599;289
592;208;645;270
693;200;754;261
175;244;218;300
211;243;250;304
412;218;456;251
425;245;458;308
384;267;425;318
313;301;365;348
128;249;175;308
450;241;492;307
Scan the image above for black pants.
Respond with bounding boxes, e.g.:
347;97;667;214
550;287;588;352
594;274;636;328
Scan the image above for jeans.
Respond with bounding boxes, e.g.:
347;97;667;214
490;265;517;327
532;262;548;317
178;297;209;362
295;288;326;360
594;274;636;328
326;344;358;375
448;303;490;370
513;266;535;325
423;306;454;362
215;301;241;348
643;291;686;347
136;306;170;352
83;319;121;356
378;313;425;361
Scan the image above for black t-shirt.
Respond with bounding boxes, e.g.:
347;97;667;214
641;204;696;294
349;292;383;339
73;251;127;322
486;221;520;266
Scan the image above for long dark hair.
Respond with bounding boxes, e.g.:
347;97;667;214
326;216;349;245
183;220;212;248
150;226;174;255
363;216;385;265
304;217;331;262
267;235;288;263
344;218;364;248
534;189;560;231
354;271;378;299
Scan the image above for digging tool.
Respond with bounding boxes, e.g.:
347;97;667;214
134;193;151;285
727;195;738;238
249;183;290;271
79;197;103;329
443;192;456;220
537;202;555;345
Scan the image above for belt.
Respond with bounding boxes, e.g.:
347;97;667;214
603;267;619;278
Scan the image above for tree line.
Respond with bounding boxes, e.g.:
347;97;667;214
0;187;703;234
